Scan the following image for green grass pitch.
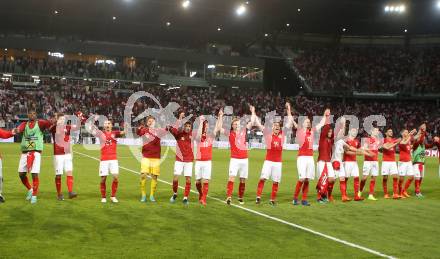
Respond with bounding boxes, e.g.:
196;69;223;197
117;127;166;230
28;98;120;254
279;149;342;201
0;143;440;258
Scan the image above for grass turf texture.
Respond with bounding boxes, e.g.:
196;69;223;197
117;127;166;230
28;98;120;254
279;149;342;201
0;143;439;258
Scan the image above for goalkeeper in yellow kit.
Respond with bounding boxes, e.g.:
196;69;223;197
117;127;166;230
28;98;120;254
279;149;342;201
136;116;167;202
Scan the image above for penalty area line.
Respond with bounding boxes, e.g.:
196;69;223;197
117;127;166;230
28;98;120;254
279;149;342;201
73;150;396;259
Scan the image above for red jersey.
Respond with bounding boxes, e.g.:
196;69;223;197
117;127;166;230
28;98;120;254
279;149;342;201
382;137;397;162
298;128;314;156
318;124;333;162
99;131;122;161
50;125;72;155
0;128;13;139
17;119;52;133
344;138;360;162
196;136;213;161
137;127;166;159
398;142;412;162
169;127;194;162
229;130;248;159
0;128;13;158
364;137;379;161
265;130;284;162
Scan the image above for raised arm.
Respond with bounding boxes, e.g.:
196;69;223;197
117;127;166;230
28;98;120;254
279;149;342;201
382;139;401;150
214;109;225;135
284;102;294;129
196;115;205;141
250;105;264;131
315;108;331;131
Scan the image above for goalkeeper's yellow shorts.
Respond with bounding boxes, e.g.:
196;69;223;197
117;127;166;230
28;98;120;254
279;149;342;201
141;158;160;176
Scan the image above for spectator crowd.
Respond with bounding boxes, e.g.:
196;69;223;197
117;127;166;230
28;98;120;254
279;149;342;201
293;46;440;93
0;78;438;140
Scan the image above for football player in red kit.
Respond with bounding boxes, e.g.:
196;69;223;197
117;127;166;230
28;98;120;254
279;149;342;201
49;113;79;201
381;128;401;199
168;112;195;205
343;127;364;201
194;115;222;206
397;129;416;198
292;109;328;206
217;107;253;205
0;128;16;203
252;103;294;206
89;119;126;203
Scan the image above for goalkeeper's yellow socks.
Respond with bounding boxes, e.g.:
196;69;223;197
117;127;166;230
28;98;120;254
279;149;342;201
140;177;147;197
150;178;158;197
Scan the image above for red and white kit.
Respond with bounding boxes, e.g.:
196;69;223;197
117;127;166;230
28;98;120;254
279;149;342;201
363;137;380;177
344;138;360;177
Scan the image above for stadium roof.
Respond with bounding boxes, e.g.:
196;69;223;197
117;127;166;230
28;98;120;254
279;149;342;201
1;0;440;47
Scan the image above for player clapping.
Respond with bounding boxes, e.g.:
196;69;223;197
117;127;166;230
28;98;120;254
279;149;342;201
253;103;293;206
168;112;194;205
49;113;79;201
217;107;252;205
136;116;168;203
89;119;126;203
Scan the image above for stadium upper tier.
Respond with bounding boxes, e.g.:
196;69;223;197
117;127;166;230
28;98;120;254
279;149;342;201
291;46;440;94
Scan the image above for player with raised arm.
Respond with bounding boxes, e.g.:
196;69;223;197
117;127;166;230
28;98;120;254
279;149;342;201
217;107;252;205
292;108;327;206
360;127;381;201
0;128;16;203
381;128;401;199
49;113;79;201
194;115;222;206
315;108;333;203
343;127;364;201
15;109;52;204
168;112;194;205
136;116;168;203
90;119;126;203
253;103;293;206
398;129;416;198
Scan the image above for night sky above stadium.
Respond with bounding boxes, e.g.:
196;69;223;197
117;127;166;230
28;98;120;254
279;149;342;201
1;0;440;45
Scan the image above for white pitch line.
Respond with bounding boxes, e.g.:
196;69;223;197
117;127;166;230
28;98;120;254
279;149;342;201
74;150;396;259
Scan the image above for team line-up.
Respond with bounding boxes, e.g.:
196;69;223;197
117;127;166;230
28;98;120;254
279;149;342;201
0;103;439;206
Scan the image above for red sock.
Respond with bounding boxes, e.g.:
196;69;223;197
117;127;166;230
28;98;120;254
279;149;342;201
226;181;234;198
354;177;360;197
111;179;118;197
398;178;404;194
419;177;423;192
67;176;74;193
271;182;279;201
256;179;265;197
382;178;388;194
55;177;62;195
392;178;398;195
238;182;245;198
360;179;366;192
415;179;421;194
196;182;202;200
293;181;303;200
403;178;412;192
100;181;106;198
172;180;178;194
340;180;347;197
327;182;334;197
20;175;32;190
32;176;39;196
302;181;309;201
184;181;191;198
202;183;209;202
369;179;376;195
